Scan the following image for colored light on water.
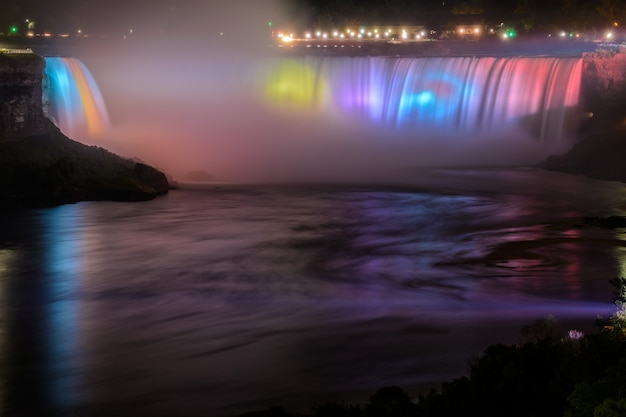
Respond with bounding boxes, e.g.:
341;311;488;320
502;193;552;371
261;56;582;143
44;57;111;142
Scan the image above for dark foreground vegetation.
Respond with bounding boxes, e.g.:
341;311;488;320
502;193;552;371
0;125;169;207
241;276;626;417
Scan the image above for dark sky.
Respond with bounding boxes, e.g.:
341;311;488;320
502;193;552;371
1;0;300;35
0;0;612;36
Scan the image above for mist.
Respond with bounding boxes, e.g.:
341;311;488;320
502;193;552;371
68;0;581;184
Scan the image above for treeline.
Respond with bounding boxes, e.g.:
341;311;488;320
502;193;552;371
298;0;625;33
241;276;626;417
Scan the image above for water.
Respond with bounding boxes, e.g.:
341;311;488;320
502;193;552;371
48;52;586;181
261;56;582;142
2;168;625;416
43;57;111;143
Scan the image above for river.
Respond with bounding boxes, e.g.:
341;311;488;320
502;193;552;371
1;167;625;416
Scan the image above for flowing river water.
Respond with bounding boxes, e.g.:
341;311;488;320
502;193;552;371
1;167;625;416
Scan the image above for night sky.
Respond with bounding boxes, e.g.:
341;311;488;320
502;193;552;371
0;0;298;35
2;0;614;37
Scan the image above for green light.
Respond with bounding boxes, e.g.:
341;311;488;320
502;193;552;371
10;26;17;34
507;29;516;38
268;21;272;27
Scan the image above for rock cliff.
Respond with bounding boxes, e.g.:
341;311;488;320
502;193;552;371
580;46;626;129
0;52;169;207
540;46;626;183
0;53;51;137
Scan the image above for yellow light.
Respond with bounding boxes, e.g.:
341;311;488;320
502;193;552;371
264;60;329;111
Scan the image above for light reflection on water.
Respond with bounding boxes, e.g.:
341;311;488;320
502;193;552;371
1;168;625;416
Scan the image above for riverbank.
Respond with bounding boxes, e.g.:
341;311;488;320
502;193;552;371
538;125;626;183
0;124;169;207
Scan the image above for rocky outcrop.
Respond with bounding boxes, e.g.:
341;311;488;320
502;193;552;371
0;53;51;137
538;126;626;183
539;47;626;183
580;47;626;130
582;47;626;103
0;126;170;206
0;52;169;207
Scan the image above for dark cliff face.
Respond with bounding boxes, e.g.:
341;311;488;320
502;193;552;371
582;47;626;102
0;53;52;138
581;47;626;130
541;47;626;183
0;129;170;207
0;52;169;207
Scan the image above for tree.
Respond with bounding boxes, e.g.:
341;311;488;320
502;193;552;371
365;386;414;417
519;315;563;345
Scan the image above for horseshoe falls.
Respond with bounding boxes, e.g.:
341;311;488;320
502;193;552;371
37;54;584;181
262;56;583;144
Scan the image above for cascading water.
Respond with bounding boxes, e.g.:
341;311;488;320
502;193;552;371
263;56;583;143
37;53;585;180
43;57;111;142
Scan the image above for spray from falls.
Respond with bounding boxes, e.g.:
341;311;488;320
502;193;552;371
44;52;585;182
43;57;111;142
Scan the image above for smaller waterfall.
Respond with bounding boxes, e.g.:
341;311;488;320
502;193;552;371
43;57;111;142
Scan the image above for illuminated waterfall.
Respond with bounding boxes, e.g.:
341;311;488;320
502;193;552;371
43;57;111;142
263;56;583;143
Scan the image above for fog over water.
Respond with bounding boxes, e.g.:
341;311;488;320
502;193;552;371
45;0;585;183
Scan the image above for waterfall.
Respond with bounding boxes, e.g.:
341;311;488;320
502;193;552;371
43;57;111;142
263;56;583;143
